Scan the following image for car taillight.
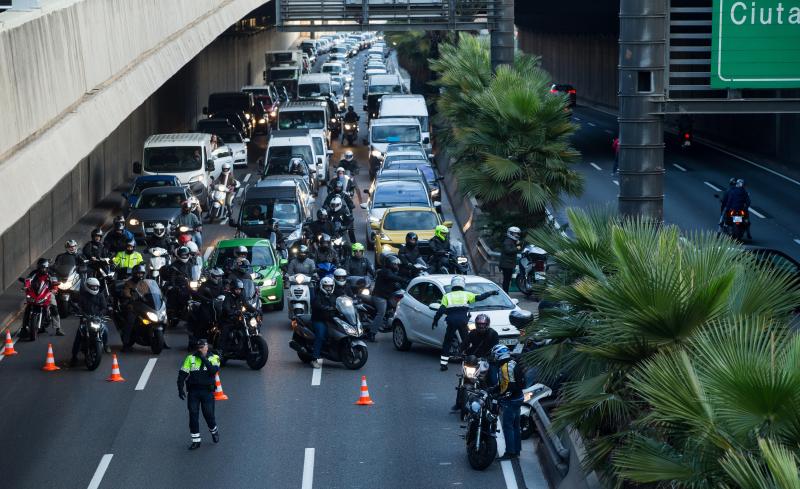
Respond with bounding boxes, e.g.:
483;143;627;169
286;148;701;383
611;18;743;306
568;89;576;94
684;132;691;140
534;260;546;272
550;89;558;93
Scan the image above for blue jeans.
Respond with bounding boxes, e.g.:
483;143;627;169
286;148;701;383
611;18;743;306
193;232;203;250
312;320;327;359
500;399;523;455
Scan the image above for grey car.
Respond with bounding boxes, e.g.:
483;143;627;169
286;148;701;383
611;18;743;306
126;186;191;243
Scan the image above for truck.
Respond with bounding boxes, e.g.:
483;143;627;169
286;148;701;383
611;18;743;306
264;50;304;96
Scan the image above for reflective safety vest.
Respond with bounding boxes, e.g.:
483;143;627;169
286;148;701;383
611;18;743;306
113;251;143;269
180;353;221;373
440;290;477;309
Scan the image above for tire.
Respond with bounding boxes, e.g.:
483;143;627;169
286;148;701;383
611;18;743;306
341;342;368;370
151;329;164;354
246;335;269;370
516;272;534;297
297;350;314;364
392;322;412;351
57;297;70;318
520;414;535;440
733;225;745;241
85;339;103;371
467;431;497;470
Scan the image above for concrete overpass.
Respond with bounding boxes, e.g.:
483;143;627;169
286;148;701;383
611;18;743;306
0;0;298;290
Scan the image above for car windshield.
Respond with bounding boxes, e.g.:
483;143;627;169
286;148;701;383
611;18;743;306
444;282;515;310
132;179;175;195
270;68;298;80
267;146;312;173
384;154;426;165
383;211;439;231
371;125;420;143
208;94;249;113
216;244;275;268
241;201;300;226
372;182;428;208
278;110;325;130
143;147;203;173
322;65;342;75
136;191;184;209
299;83;331;98
369;84;402;94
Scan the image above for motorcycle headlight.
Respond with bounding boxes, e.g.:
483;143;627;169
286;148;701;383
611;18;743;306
236;149;246;155
467;322;476;331
360;288;370;296
331;118;337;123
245;113;252;120
470;401;482;413
333;237;344;246
146;311;158;322
262;278;277;287
89;321;101;330
270;110;277;117
288;229;302;240
524;391;533;403
189;281;199;290
457;257;468;265
258;118;267;124
178;226;190;233
57;281;71;290
294;274;307;284
249;317;258;327
344;124;352;130
129;218;140;226
463;365;477;378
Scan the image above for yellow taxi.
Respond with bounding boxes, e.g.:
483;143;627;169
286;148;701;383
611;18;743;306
372;206;452;265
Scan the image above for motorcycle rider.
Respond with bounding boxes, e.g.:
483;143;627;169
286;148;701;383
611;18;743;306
83;228;110;263
23;258;63;337
70;277;111;366
323;179;355;212
328;167;355;195
304;209;335;242
219;279;258;354
339;150;359;174
213;162;239;216
398;232;422;277
120;264;148;351
174;200;204;249
287;245;317;277
145;222;175;256
432;276;499;371
327;196;356;244
177;338;221;450
313;234;339;266
488;344;524;461
450;313;499;412
224;245;250;274
429;224;451;273
341;107;359;144
345;243;374;279
104;217;135;254
499;226;522;293
333;268;350;297
112;240;144;275
722;178;753;239
310;276;338;368
192;268;226;342
370;255;406;338
718;177;737;229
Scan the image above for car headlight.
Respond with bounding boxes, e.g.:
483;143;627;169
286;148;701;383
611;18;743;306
89;321;101;330
258;118;267;124
129;218;140;226
189;175;204;184
262;278;277;287
189;280;199;290
236;149;246;155
467;321;476;331
371;150;383;158
288;229;302;240
249;317;258;327
146;311;158;322
270;110;277;117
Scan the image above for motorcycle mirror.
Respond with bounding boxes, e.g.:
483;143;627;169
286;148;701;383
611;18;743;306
428;303;441;311
243;138;251;144
433;201;442;208
362;189;370;195
327;150;334;156
370;222;380;230
17;277;25;283
280;258;288;267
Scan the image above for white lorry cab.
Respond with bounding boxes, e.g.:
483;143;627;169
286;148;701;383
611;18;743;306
368;117;425;166
134;133;222;201
378;94;431;153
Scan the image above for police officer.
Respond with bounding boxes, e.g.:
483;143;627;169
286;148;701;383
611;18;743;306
432;276;499;371
177;338;221;450
112;240;144;274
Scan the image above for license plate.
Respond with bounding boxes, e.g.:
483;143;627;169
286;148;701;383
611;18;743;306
732;216;743;223
145;228;153;233
500;338;519;346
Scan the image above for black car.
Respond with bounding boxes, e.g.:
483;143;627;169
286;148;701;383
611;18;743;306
233;182;310;248
204;92;257;138
126;186;192;243
550;84;577;108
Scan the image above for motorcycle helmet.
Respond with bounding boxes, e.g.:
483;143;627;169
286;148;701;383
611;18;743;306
507;226;522;241
237;259;251;274
317;208;329;221
113;216;125;227
330;196;343;213
289;158;304;175
347;105;354;112
475;313;490;332
152;222;166;238
221;163;232;173
185;241;199;256
405;232;418;248
36;258;50;273
236;245;248;258
334;268;348;286
232;279;244;294
91;228;104;241
736;178;745;188
65;239;78;254
320;276;335;295
178;233;192;246
208;267;224;284
385;255;401;272
297;245;309;260
125;240;136;254
343;151;354;162
489;344;511;363
194;338;209;348
333;180;344;194
450;275;466;291
351;242;365;257
181;200;191;212
729;177;737;187
85;277;101;296
319;233;332;250
176;246;190;263
132;264;146;281
336;166;346;176
434;224;450;241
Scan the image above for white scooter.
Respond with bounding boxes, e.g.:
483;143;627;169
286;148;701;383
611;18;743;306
287;273;313;321
520;383;552;440
147;247;170;286
209;181;240;223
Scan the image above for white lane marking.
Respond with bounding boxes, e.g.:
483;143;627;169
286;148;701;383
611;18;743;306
703;142;800;188
243;173;251;183
613;180;619;186
311;359;323;386
794;239;800;246
203;246;214;261
604;129;613;135
302;448;315;489
589;162;602;171
135;358;158;391
587;122;596;127
704;181;722;192
87;454;113;489
496;420;519;489
748;207;765;219
672;163;687;172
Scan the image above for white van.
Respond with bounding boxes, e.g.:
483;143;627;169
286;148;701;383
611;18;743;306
309;128;334;182
135;133;222;201
368;117;425;166
297;73;333;100
262;129;319;195
378;94;431;152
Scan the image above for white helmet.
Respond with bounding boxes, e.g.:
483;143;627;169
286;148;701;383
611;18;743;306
152;222;166;237
330;196;343;212
85;277;101;296
343;151;354;161
185;241;199;255
450;275;466;290
336;166;346;175
320;276;335;295
221;163;232;173
334;268;348;286
507;226;521;241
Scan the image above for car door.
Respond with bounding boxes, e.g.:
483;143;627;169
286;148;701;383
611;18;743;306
416;281;445;346
403;282;428;343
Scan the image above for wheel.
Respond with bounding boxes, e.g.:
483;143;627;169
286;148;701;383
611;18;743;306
151;330;164;354
733;226;745;240
516;272;534;297
57;297;70;318
392;322;412;351
467;432;497;470
85;339;103;371
366;232;375;250
341;342;368;370
520;414;535;440
246;335;269;370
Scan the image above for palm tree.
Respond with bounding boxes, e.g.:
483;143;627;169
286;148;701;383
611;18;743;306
524;208;800;486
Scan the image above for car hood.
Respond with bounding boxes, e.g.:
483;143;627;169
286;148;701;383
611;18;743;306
368;207;388;222
226;141;246;153
128;208;183;222
381;229;435;245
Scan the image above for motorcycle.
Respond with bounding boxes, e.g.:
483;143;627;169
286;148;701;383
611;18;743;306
723;208;750;241
463;388;500;470
113;278;167;354
456;355;490;420
175;225;201;248
52;254;84;318
516;244;548;297
74;314;108;371
289;295;369;369
287;273;314;320
520;383;553;440
146;247;170;286
209;309;268;370
88;258;115;298
18;276;58;341
342;122;358;145
208;181;239;223
429;240;471;275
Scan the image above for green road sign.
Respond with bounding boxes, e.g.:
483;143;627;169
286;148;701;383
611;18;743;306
711;0;800;88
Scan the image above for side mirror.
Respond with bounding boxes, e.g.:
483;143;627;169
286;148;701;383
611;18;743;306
433;201;442;208
317;157;324;165
206;160;215;172
422;137;430;145
360;203;368;210
202;107;208;115
132;161;142;174
443;220;453;228
512;298;520;305
17;277;25;284
243;138;251;144
370;222;380;230
428;303;441;311
363;189;370;195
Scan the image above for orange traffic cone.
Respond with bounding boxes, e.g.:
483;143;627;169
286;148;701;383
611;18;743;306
106;354;125;382
41;343;60;371
3;329;18;356
213;372;228;401
354;375;374;405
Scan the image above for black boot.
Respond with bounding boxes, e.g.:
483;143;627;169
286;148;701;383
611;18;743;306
189;441;201;450
440;364;448;372
211;428;219;443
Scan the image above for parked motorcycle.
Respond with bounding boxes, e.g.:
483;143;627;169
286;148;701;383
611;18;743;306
516;244;547;297
113;279;166;354
18;276;58;341
463;388;500;470
520;383;553;440
289;295;369;369
74;314;108;371
52;254;83;318
209;309;268;370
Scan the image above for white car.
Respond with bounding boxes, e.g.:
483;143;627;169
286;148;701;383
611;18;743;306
391;275;528;354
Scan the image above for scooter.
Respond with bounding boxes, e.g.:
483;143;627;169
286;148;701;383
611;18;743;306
146;247;169;286
516;244;547;297
289;296;369;369
113;279;167;354
287;273;313;321
208;184;230;223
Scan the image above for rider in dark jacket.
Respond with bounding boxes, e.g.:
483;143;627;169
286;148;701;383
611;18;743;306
218;279;257;353
398;232;422;277
104;217;135;254
304;209;336;242
83;228;111;262
70;278;111;365
345;243;374;278
429;225;451;272
462;314;499;358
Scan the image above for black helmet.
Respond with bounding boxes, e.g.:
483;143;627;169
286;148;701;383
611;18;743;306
475;313;490;332
319;233;331;249
317;208;328;221
176;246;190;262
132;264;146;280
232;279;244;293
194;338;208;348
405;232;418;248
36;258;50;273
91;228;103;240
334;180;344;193
348;105;355;112
113;216;125;227
729;177;737;186
237;259;251;273
125;240;136;252
385;255;401;271
298;244;309;259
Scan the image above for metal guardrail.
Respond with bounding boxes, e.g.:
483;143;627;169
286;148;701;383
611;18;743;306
276;0;494;31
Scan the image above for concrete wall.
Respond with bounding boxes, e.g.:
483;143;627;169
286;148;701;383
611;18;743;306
0;25;298;291
518;28;618;110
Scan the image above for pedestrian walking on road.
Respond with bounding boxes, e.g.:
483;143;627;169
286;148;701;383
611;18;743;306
499;227;521;293
611;136;620;175
177;339;221;450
